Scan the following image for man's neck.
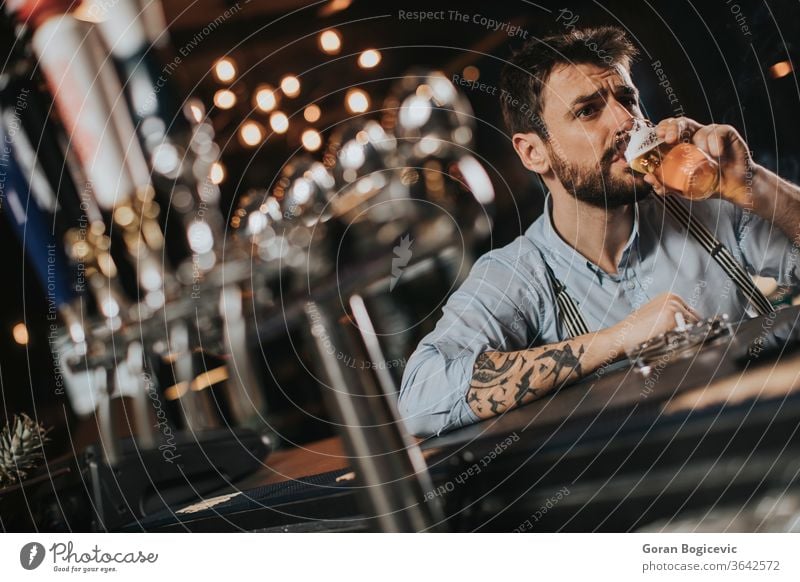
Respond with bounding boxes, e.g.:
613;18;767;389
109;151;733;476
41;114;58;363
550;194;635;276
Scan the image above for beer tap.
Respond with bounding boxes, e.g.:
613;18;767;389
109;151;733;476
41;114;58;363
294;71;494;530
95;0;226;278
8;0;176;319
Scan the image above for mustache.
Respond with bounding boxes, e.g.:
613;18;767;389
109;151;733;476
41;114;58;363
600;146;617;168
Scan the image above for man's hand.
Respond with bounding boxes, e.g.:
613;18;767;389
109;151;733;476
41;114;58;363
642;116;800;244
642;116;757;206
604;292;701;354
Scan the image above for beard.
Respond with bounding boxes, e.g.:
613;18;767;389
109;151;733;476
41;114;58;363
546;141;652;208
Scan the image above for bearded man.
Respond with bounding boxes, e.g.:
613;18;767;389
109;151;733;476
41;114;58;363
398;26;800;437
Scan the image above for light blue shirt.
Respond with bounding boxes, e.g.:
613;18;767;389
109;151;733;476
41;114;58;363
399;193;800;436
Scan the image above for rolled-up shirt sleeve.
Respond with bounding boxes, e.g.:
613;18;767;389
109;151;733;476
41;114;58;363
735;204;800;289
398;247;543;437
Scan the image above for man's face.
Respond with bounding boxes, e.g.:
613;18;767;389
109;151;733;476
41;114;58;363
539;62;651;208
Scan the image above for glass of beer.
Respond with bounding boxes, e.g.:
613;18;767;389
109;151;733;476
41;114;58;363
624;118;720;200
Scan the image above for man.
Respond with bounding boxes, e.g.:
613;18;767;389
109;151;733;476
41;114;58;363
398;26;800;437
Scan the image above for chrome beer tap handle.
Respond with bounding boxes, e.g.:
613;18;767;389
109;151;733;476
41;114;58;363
220;285;266;428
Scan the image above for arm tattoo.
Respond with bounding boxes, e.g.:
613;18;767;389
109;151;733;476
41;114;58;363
513;361;538;404
534;344;585;384
487;394;504;414
467;391;483;413
471;352;520;384
467;342;587;419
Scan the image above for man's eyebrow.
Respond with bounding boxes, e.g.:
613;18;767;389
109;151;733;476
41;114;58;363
617;84;639;98
569;88;606;109
567;85;640;110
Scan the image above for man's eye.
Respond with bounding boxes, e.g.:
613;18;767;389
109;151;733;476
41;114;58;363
576;106;596;118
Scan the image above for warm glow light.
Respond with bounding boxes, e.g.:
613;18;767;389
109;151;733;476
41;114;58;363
240;121;265;147
301;129;323;152
12;323;29;345
770;60;793;79
254;85;278;112
164;382;188;401
280;75;301;98
214;58;237;82
191;366;229;391
209;161;225;184
188;102;205;123
463;65;480;82
319;29;342;54
74;0;108;23
213;89;237;109
320;0;352;16
270;111;289;134
358;49;381;69
304;104;321;122
345;88;370;113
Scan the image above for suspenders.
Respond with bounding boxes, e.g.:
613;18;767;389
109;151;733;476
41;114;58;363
542;261;591;338
660;196;774;315
544;196;774;338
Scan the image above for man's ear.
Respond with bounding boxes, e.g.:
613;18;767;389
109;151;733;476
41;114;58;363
512;132;550;174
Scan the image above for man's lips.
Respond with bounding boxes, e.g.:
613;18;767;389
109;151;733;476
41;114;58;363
612;132;630;162
612;156;638;176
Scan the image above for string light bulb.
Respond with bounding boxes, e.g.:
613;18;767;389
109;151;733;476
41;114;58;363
280;75;301;98
770;61;793;79
187;100;205;123
301;129;323;152
304;104;321;123
213;58;237;82
254;85;279;112
209;161;226;184
358;49;381;69
319;29;342;55
213;89;236;109
270;111;289;134
345;88;370;113
463;65;480;82
240;121;265;147
12;323;29;345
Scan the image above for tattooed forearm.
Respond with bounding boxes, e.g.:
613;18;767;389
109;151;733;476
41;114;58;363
466;334;606;420
471;352;520;383
534;344;585;382
512;363;537;404
487;394;504;414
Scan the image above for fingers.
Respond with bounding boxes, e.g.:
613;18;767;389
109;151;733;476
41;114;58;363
692;125;725;160
642;172;668;196
692;124;744;161
658;120;742;161
684;302;702;321
664;293;701;324
655;117;702;145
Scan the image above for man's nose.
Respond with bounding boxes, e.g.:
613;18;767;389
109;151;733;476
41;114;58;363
616;116;636;133
609;100;637;132
610;104;637;145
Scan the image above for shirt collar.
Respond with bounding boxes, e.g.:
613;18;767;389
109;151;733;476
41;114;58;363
533;192;641;279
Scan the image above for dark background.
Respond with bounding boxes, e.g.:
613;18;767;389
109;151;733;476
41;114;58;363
1;0;798;449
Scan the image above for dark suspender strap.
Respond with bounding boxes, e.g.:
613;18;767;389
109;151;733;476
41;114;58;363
541;258;591;338
540;195;772;339
660;196;774;316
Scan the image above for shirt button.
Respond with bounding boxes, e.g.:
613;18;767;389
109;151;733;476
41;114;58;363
626;280;636;290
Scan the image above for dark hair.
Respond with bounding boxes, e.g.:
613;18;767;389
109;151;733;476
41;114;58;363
500;26;639;138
